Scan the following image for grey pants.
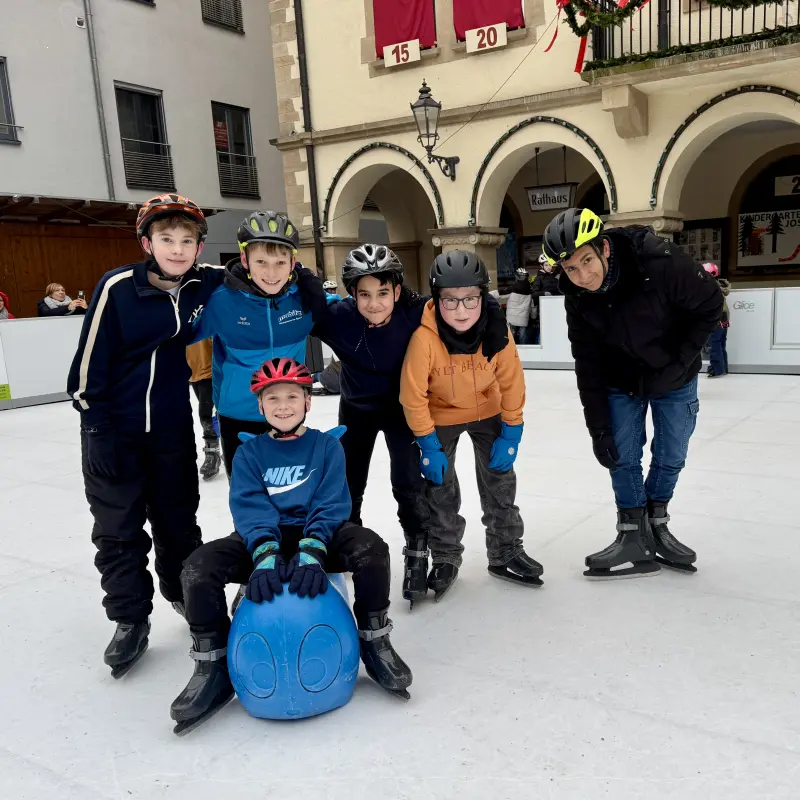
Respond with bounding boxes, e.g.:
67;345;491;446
426;414;525;569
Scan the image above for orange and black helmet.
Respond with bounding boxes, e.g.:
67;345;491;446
136;194;208;242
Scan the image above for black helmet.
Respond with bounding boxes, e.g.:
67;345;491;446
541;208;603;266
429;250;490;291
342;244;404;294
237;211;299;252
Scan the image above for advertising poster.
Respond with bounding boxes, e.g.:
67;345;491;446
737;209;800;271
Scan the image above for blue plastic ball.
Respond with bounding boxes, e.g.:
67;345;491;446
228;573;360;720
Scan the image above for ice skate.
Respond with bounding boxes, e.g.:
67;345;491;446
171;601;186;618
428;562;458;602
230;584;246;616
104;620;150;679
358;610;412;701
584;507;661;580
199;444;221;481
488;551;543;587
648;501;697;574
402;536;429;610
170;632;235;736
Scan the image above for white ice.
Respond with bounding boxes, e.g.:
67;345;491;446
2;371;800;800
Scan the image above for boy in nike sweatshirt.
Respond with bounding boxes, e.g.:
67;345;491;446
170;358;412;735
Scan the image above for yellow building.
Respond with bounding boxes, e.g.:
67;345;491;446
267;0;800;290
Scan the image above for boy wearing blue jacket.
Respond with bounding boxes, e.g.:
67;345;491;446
67;194;225;679
170;358;412;735
311;245;431;609
191;210;331;476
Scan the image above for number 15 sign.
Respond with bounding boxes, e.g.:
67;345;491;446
383;39;422;67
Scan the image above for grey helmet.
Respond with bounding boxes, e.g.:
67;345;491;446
237;210;299;251
429;250;490;291
342;244;404;295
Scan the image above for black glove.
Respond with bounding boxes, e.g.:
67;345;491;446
293;265;328;323
82;422;118;478
246;541;286;604
286;538;329;599
590;429;619;470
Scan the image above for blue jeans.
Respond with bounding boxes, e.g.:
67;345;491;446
709;326;728;375
608;376;699;509
510;325;530;345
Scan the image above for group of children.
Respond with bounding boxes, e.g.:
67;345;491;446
68;193;542;735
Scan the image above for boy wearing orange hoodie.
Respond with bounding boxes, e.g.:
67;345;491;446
400;251;543;601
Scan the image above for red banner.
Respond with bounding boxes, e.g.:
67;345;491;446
453;0;524;41
373;0;436;58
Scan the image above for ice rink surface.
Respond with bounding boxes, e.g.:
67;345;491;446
1;370;800;799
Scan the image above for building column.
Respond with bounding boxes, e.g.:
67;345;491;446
320;236;363;284
604;209;684;236
430;227;507;287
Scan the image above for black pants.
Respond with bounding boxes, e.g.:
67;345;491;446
426;415;525;569
191;379;216;445
82;426;202;623
338;399;429;545
218;414;270;478
181;524;390;633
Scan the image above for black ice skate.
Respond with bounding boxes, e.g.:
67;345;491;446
428;562;458;602
584;507;661;580
172;601;186;618
104;620;150;679
358;610;412;701
230;584;246;617
199;444;221;481
488;551;544;587
402;536;429;610
171;632;235;736
648;501;697;574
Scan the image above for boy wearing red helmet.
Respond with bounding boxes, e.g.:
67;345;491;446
170;357;412;735
67;194;225;679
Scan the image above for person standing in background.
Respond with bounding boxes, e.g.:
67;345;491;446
505;268;533;345
37;283;88;317
703;263;730;379
0;290;14;319
187;339;221;480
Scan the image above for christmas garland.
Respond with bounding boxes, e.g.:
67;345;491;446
584;25;800;70
563;0;651;38
706;0;782;8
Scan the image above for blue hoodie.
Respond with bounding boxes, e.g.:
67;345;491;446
192;261;319;422
230;428;351;554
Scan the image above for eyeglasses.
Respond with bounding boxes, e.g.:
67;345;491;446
439;295;481;311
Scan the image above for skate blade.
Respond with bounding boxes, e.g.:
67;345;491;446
655;556;697;574
488;567;543;587
584;562;661;581
364;668;412;702
201;473;219;482
109;640;149;679
433;579;457;603
172;694;235;737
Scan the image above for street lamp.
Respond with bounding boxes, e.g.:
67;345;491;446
411;81;459;181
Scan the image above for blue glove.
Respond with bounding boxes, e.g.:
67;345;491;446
82;422;118;478
488;422;523;473
286;538;329;598
246;541;286;604
417;432;448;485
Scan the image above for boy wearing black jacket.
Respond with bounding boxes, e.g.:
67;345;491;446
311;245;431;609
542;208;722;580
67;194;225;678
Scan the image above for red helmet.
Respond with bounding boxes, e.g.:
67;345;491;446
136;193;208;242
702;262;720;278
250;358;313;395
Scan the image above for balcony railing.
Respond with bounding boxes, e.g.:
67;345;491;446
217;151;260;199
121;138;176;191
587;0;800;70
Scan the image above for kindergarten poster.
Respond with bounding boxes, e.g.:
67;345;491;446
737;209;800;273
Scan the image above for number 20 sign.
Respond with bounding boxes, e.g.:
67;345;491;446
466;23;508;54
383;39;421;67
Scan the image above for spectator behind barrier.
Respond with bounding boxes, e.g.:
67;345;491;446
0;290;14;319
37;283;88;318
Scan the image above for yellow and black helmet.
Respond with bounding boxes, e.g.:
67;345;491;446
237;211;299;253
542;208;604;266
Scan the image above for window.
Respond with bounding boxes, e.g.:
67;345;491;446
212;102;259;199
201;0;244;33
0;58;19;144
115;85;175;191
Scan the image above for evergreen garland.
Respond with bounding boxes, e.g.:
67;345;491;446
563;0;652;38
584;25;800;70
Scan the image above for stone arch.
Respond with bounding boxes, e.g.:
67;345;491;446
652;85;800;211
322;142;444;238
471;116;618;227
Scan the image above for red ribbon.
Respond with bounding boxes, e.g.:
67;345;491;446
545;0;570;53
574;35;588;72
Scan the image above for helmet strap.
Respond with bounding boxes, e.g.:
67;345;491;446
146;259;184;283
